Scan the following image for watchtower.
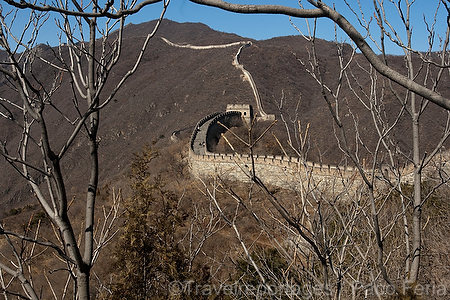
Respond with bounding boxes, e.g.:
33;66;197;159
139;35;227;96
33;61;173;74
226;104;253;124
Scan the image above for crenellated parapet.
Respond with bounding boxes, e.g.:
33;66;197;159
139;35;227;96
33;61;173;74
190;152;356;176
195;152;358;173
189;151;361;192
188;106;363;191
189;114;363;192
190;112;222;154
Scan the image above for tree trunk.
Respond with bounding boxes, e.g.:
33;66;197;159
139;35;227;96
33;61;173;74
408;111;421;284
77;270;90;300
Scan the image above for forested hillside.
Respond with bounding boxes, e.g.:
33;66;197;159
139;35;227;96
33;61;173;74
2;18;450;300
1;19;448;210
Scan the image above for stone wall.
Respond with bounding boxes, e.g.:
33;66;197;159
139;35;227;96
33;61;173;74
188;108;415;192
189;109;362;191
189;151;360;191
190;112;222;151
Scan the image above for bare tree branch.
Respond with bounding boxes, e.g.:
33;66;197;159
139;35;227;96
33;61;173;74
190;0;450;111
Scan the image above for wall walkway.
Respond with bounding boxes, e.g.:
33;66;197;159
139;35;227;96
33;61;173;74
189;111;360;191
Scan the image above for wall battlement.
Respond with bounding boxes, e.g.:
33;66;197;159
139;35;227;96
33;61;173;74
191;152;355;175
189;109;361;190
189;150;360;190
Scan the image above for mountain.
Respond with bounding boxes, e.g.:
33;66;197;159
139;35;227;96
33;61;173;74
1;19;449;210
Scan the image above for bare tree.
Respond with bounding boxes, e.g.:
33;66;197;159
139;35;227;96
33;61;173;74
292;1;450;294
187;0;450;298
0;0;169;299
3;0;450;299
190;0;450;110
196;116;387;300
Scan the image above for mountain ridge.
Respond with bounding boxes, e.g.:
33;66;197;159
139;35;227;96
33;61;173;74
1;19;449;210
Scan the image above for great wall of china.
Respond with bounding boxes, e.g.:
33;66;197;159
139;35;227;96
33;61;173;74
162;37;415;190
188;104;360;190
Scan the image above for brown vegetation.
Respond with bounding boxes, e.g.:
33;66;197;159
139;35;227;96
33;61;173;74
2;19;448;211
2;19;450;299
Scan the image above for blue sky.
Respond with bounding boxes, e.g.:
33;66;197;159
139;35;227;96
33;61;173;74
137;0;302;40
130;0;448;55
5;0;447;55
